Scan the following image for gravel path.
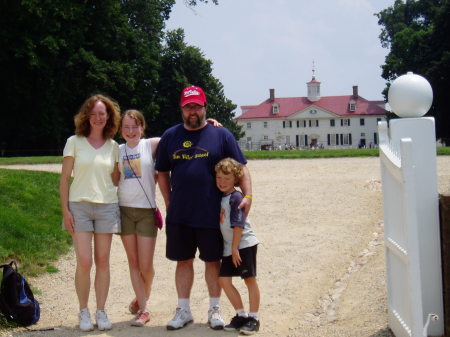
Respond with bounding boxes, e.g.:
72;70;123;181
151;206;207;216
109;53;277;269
1;157;449;337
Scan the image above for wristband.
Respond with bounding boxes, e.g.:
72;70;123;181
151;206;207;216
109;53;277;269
245;195;253;200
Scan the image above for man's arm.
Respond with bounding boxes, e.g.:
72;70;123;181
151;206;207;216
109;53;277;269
157;171;171;209
238;165;252;217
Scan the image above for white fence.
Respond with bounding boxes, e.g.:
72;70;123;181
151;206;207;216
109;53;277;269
379;118;444;337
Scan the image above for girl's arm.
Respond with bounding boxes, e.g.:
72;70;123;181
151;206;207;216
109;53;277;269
151;137;161;183
206;118;222;127
231;226;244;267
150;137;161;159
157;171;171;209
60;156;75;234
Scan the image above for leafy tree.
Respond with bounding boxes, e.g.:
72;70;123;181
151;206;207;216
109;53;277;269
156;29;244;138
0;0;173;155
377;0;450;143
0;0;242;155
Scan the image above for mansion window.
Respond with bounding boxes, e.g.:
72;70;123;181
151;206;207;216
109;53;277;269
341;119;350;126
327;134;337;146
283;121;292;128
349;100;356;111
272;104;279;114
327;133;352;146
263;135;269;140
330;119;335;127
342;133;352;145
360;118;365;126
299;135;308;147
308;120;319;127
264;121;268;128
246;122;251;129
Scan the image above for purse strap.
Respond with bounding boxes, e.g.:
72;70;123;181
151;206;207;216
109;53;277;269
124;146;156;209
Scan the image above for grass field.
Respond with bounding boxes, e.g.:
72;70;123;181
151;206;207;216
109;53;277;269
0;147;449;164
0;169;71;277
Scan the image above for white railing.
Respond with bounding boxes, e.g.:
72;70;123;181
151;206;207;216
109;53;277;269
379;118;444;337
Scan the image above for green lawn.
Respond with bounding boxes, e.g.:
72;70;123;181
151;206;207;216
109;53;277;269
0;147;448;164
0;156;63;165
0;169;71;276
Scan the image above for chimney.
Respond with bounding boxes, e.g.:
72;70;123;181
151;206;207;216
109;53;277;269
352;85;359;98
269;88;275;101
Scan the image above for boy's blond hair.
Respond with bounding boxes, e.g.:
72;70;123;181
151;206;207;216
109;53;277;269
215;158;244;184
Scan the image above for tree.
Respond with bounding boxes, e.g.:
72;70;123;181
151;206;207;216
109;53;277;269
156;29;244;138
376;0;450;144
0;0;242;155
0;0;174;155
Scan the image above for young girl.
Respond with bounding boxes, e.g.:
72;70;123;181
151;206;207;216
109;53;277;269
60;94;121;332
118;110;222;327
215;158;260;335
118;110;160;327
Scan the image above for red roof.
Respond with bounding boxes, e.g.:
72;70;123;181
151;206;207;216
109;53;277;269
236;95;386;120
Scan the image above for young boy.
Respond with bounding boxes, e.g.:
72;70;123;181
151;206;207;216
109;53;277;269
215;158;260;335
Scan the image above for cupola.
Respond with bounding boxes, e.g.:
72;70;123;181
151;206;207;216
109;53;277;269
307;65;320;102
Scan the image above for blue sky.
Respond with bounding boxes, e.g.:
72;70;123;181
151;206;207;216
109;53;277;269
165;0;396;115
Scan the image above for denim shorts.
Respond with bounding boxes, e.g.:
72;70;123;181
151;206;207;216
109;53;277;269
68;201;121;233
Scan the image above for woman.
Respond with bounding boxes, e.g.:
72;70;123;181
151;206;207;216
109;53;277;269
60;94;121;332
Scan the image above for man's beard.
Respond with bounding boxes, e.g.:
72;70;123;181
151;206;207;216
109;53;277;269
183;114;205;129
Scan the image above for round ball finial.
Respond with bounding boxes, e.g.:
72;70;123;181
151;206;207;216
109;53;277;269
388;71;433;118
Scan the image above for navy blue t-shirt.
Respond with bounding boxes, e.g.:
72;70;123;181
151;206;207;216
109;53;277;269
155;123;247;229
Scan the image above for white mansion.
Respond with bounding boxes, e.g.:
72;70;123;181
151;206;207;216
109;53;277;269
235;75;387;150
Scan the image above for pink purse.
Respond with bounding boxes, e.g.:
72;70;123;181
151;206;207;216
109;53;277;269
154;208;164;230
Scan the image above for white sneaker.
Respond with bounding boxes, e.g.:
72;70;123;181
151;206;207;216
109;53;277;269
78;308;94;332
166;307;193;330
208;306;225;330
95;309;112;331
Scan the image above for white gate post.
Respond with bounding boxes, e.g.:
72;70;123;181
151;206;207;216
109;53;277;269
380;72;444;337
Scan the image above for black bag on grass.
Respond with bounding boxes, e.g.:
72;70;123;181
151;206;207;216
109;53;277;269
0;261;40;326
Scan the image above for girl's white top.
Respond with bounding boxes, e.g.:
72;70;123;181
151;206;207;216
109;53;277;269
118;139;156;208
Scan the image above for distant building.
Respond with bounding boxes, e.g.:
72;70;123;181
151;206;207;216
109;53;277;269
235;73;387;150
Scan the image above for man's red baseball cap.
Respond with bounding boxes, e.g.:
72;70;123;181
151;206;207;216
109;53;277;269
180;86;207;107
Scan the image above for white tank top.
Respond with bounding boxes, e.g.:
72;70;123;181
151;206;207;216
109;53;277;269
118;139;157;208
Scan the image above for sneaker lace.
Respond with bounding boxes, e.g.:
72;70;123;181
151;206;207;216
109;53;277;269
79;309;90;321
173;307;185;321
209;306;222;320
97;310;108;322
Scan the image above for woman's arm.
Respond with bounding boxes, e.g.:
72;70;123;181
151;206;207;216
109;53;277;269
111;162;120;186
60;156;75;234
